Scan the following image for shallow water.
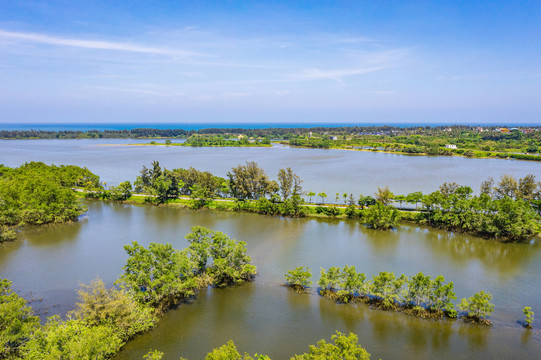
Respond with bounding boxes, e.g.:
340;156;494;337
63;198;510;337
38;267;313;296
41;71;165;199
1;201;540;359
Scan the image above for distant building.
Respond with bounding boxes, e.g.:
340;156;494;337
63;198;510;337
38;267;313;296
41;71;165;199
499;128;510;133
330;136;338;140
521;128;536;134
445;144;457;149
309;131;313;137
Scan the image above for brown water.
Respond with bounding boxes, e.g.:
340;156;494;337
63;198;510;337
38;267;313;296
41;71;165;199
1;201;540;359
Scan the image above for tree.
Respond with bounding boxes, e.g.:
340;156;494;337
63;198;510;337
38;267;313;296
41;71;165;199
22;316;124;360
203;340;267;360
117;242;197;310
277;168;294;200
144;349;164;360
318;267;341;293
428;276;456;316
494;174;518;199
109;181;132;201
190;183;213;209
371;272;406;309
458;291;494;323
337;266;366;303
518;174;537;200
188;227;257;287
307;191;315;203
358;195;376;209
363;203;400;230
375;186;393;205
405;272;431;308
439;182;459;197
284;267;312;292
405;191;423;210
335;193;340;204
277;168;303;200
318;192;327;204
523;306;534;329
291;331;371;360
70;278;156;339
228;162;271;200
480;177;494;196
0;279;39;358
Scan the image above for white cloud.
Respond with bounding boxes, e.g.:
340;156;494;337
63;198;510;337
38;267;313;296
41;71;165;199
0;30;200;57
299;66;387;81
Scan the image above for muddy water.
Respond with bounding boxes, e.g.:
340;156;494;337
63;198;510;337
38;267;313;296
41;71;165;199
1;201;540;359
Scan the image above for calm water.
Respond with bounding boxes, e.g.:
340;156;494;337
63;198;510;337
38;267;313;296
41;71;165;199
1;201;540;359
1;139;540;196
1;140;541;359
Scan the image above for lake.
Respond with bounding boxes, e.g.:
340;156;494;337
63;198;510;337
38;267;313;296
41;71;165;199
0;201;540;359
0;139;540;196
1;139;541;359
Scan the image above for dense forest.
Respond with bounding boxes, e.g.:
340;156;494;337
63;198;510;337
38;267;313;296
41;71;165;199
0;162;100;242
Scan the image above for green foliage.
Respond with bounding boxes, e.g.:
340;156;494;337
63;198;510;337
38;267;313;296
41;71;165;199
284;267;312;292
419;184;540;241
371;272;406;309
204;340;255;360
318;267;342;292
117;242;197;310
228;162;272;200
314;206;341;217
523;306;534;328
0;279;39;358
0;225;16;243
144;349;164;360
317;192;327;204
362;202;400;230
375;186;394;205
134;161;183;203
0;162;90;232
22;316;123;360
405;272;431;307
291;331;371;360
186;227;257;288
458;291;495;322
108;181;133;201
70;278;156;339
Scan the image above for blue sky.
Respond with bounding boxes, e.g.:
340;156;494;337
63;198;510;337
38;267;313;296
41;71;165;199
0;0;540;124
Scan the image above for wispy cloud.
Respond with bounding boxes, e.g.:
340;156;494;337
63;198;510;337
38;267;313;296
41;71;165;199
0;30;201;57
367;90;396;95
298;66;388;83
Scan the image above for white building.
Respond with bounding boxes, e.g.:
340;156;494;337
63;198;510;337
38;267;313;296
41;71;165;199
445;144;457;149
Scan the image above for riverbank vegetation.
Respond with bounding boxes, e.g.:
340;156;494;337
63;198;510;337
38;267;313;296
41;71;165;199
90;161;541;242
284;266;496;325
0;227;256;359
0;162;100;242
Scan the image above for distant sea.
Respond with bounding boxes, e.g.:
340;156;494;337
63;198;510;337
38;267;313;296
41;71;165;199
0;122;537;131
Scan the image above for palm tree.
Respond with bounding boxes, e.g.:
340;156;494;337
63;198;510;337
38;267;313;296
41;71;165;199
318;192;327;204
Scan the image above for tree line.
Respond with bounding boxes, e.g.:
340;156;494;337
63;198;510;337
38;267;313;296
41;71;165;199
0;227;256;359
94;162;540;242
285;266;513;327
